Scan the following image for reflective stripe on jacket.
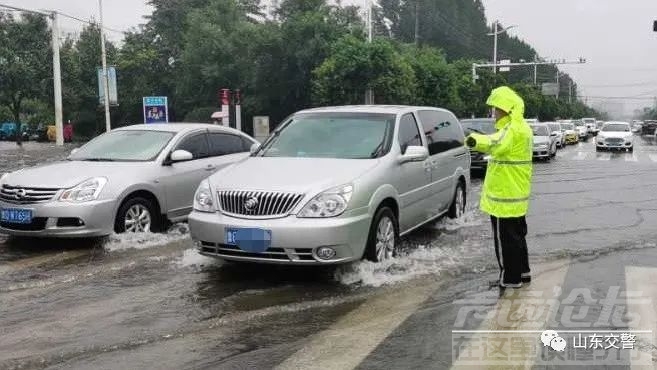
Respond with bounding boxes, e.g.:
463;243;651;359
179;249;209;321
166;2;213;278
467;87;533;217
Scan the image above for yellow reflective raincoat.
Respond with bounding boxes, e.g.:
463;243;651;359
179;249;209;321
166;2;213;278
467;86;533;217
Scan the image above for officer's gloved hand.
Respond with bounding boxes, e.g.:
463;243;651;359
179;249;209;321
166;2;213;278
465;136;477;148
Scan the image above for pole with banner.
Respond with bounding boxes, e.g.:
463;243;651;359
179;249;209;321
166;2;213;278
143;96;169;124
221;89;231;128
235;89;242;132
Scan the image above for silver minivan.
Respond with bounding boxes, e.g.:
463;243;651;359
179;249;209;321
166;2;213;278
188;106;470;265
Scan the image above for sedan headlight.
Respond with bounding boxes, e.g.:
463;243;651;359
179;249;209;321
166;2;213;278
59;177;107;202
298;184;353;218
193;179;215;213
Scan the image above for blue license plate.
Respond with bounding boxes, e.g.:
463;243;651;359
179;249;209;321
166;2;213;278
1;208;32;224
226;228;272;253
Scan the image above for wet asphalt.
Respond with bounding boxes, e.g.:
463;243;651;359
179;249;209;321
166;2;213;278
2;137;657;369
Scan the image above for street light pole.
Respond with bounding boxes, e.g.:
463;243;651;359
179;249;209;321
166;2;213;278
98;0;111;132
487;20;516;75
51;11;64;146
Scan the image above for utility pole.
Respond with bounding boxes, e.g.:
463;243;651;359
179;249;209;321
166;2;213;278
569;80;573;104
556;72;560;100
533;64;538;85
414;1;420;46
98;0;111;132
364;0;374;104
51;12;64;146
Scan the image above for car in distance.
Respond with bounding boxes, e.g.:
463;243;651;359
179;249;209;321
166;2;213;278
189;106;470;265
0;123;257;237
546;122;564;148
460;118;496;171
574;120;589;141
560;122;578;145
596;122;634;152
582;118;598;136
530;123;557;160
642;120;657;136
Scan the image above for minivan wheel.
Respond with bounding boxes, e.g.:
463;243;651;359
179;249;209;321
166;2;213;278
114;197;161;233
365;207;398;262
448;182;466;219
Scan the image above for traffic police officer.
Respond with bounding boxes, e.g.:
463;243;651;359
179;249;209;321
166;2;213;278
466;86;533;289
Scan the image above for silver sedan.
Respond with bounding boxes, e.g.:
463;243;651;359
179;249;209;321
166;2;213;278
0;123;257;238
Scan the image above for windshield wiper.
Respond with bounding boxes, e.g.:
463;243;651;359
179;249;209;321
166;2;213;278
465;127;486;135
80;158;115;162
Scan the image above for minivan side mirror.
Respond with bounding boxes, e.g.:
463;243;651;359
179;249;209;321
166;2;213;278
250;143;260;155
399;145;429;164
170;149;193;163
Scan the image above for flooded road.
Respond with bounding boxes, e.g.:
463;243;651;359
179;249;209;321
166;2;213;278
3;138;657;369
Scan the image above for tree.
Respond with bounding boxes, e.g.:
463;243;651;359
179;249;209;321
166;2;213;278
0;13;51;142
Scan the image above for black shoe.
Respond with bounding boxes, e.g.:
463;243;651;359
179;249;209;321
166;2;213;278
521;273;531;283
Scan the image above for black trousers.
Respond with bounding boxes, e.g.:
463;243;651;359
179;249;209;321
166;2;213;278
490;215;530;286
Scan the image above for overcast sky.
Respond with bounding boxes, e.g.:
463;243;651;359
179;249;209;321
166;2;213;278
4;0;657;115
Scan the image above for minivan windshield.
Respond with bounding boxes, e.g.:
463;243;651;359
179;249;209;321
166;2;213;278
531;125;550;136
561;123;574;131
602;124;630;132
69;130;175;161
258;112;395;159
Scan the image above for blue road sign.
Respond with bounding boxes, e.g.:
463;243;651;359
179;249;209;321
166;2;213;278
143;96;169;124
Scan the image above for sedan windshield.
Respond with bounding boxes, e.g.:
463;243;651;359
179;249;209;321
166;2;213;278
531;125;550;136
562;123;574;131
70;130;175;161
258;113;395;159
460;119;496;134
547;124;560;132
602;124;630;132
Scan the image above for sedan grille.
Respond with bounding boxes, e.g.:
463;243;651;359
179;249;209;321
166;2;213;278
217;190;304;218
605;137;624;144
0;185;60;204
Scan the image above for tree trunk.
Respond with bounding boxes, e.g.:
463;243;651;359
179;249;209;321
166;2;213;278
10;100;23;146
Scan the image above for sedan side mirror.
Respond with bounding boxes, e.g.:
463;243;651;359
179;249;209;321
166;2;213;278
399;145;429;164
70;148;79;155
250;143;260;155
550;132;558;137
170;149;193;163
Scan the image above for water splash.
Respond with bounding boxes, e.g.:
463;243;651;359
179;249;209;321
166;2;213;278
104;224;190;252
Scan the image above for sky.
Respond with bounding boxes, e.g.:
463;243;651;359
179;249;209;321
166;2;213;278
4;0;657;116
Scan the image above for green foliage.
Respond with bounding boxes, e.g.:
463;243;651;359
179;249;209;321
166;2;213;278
0;13;52;124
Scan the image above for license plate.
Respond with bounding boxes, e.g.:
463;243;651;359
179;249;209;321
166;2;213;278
226;227;272;253
1;208;32;224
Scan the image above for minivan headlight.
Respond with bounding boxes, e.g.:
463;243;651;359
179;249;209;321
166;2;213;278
298;184;353;218
59;177;107;202
0;172;8;185
193;179;215;213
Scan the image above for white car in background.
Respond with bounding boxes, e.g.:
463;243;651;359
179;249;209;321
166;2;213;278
596;122;633;152
530;123;557;160
582;118;598;136
546;122;564;148
574;121;588;141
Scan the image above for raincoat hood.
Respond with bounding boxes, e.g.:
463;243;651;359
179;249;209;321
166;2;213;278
486;86;525;125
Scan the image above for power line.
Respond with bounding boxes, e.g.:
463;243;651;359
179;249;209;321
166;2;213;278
0;3;125;34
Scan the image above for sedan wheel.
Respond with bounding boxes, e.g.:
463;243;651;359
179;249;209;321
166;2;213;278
124;204;151;232
114;196;161;234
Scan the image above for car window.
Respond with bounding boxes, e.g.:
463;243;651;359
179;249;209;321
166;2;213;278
175;133;209;159
418;110;464;155
397;113;422;154
208;132;249;156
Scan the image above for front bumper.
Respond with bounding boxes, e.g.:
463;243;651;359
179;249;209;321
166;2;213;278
188;209;372;265
564;135;578;144
596;141;633;150
0;199;116;237
533;148;550;158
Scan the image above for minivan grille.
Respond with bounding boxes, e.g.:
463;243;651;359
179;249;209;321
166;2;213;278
217;190;304;217
0;185;59;204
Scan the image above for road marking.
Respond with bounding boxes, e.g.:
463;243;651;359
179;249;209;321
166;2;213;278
648;154;657;163
450;261;570;369
276;282;435;370
624;267;657;369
